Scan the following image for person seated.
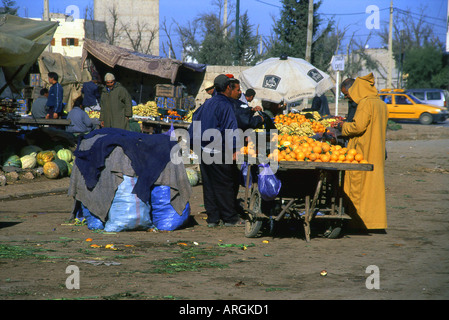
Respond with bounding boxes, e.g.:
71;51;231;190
66;96;94;135
31;88;49;119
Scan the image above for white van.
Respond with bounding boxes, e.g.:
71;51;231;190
406;89;448;109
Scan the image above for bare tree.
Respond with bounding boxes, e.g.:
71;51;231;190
160;17;177;59
104;5;123;46
122;20;158;55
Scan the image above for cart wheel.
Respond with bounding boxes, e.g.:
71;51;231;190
323;221;343;239
245;184;263;238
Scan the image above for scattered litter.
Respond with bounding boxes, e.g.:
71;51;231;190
69;259;121;266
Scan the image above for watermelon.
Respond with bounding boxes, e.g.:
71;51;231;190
186;168;199;186
3;155;21;167
19;145;42;157
53;159;68;177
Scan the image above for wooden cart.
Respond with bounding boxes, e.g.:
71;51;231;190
243;161;373;241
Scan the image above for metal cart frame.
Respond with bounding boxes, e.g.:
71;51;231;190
243;161;373;241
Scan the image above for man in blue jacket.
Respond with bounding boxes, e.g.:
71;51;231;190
188;74;243;227
82;77;101;111
45;72;64;119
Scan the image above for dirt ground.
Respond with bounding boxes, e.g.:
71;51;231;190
1;122;449;303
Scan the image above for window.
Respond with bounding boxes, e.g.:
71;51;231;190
395;95;412;105
426;92;441;101
411;92;424;100
380;95;392;104
61;38;79;46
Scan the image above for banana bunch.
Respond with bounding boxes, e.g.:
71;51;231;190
88;111;100;119
183;110;194;123
300;111;321;120
275;122;315;136
133;101;158;117
320;118;337;128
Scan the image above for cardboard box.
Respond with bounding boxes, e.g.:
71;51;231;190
155;84;183;98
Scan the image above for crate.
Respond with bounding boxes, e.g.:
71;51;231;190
181;96;196;110
155;84;183;98
156;96;166;108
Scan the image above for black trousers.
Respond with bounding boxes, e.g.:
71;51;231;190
200;161;241;224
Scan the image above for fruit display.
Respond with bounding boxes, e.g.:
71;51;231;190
167;109;181;119
274;112;337;136
132;100;158;117
271;135;367;163
88;111;100;119
183;110;194;123
1;143;75;181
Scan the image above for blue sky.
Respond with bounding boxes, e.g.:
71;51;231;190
13;0;448;58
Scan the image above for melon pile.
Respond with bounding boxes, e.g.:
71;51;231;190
2;144;74;179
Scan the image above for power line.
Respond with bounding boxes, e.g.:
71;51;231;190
254;0;281;9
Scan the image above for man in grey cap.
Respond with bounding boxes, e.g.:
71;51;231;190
188;74;244;227
99;73;133;130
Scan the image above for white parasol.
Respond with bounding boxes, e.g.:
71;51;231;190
240;55;334;103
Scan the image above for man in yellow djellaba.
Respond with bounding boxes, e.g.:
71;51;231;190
340;73;388;231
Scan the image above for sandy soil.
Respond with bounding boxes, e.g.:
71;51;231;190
1;122;449;303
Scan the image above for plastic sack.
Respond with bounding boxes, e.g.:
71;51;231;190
151;185;190;231
257;163;282;201
240;161;253;188
74;201;104;230
104;175;153;232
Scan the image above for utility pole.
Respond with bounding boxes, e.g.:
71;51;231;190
43;0;52;52
223;0;228;37
446;0;449;52
235;0;240;65
305;0;314;62
387;0;393;88
43;0;49;21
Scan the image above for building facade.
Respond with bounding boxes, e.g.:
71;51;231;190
94;0;159;55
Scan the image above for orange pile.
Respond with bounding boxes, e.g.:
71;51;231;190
274;113;326;134
268;135;368;163
167;110;181;118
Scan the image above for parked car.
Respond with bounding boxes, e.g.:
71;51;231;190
406;88;448;109
379;89;448;125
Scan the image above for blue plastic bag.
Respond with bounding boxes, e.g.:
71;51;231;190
104;176;153;232
75;202;104;230
257;163;281;201
240;161;253;188
151;185;190;231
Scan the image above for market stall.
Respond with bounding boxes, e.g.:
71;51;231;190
0;14;58;125
240;111;372;241
243;160;372;242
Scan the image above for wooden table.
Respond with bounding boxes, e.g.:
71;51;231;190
16;117;71;128
138;118;190;134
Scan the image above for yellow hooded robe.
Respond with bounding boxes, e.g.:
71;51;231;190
341;73;388;229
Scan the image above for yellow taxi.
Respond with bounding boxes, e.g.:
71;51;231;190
379;89;448;125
